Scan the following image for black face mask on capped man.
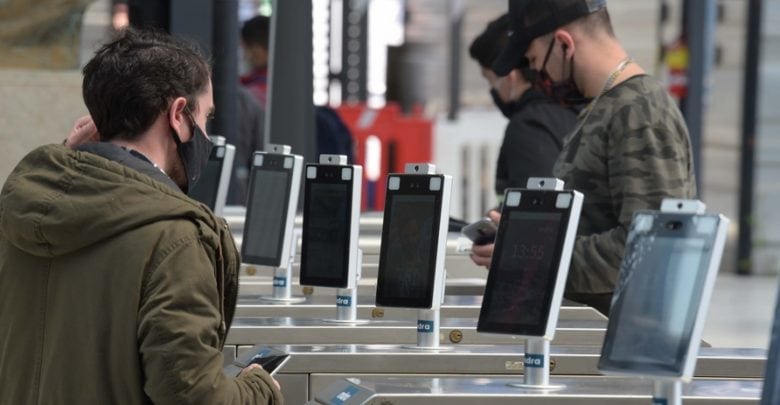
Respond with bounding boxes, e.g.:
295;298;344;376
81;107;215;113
490;88;516;119
536;40;591;107
172;117;213;193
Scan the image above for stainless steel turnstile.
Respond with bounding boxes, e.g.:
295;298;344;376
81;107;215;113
307;376;762;405
227;345;765;404
226;317;607;347
234;295;607;322
231;207;487;296
237;233;484;296
223;208;385;236
238;273;487;297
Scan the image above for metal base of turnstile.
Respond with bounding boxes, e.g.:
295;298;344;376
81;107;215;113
229;345;765;378
400;345;455;352
239;275;487;296
258;296;307;304
226;317;608;346
234;295;608;322
225;344;766;404
310;376;762;405
320;318;371;325
507;382;565;390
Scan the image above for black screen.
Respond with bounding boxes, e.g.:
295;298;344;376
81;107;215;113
477;207;565;336
762;280;780;405
188;147;224;209
241;166;291;266
599;213;718;377
376;193;439;308
300;179;351;287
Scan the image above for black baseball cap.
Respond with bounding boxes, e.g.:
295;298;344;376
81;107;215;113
492;0;607;76
469;14;511;69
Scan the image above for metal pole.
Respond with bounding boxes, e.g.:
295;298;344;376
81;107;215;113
341;0;369;103
684;0;717;197
334;248;363;322
447;1;463;121
416;308;440;349
522;338;551;387
653;380;683;405
265;229;306;303
266;0;315;162
738;0;762;275
212;0;238;144
335;288;357;321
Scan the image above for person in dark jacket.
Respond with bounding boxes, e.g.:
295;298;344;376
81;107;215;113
0;29;282;404
469;13;578;199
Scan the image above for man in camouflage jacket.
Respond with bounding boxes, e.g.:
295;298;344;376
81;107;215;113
472;0;696;316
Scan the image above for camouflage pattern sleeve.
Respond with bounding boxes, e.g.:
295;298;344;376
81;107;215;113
555;75;697;295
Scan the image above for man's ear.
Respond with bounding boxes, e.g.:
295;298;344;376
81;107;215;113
168;97;189;141
553;29;575;59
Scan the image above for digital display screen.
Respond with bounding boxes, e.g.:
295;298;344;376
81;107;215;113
478;210;564;336
376;193;438;308
241;168;291;266
600;214;718;377
300;181;351;287
188;148;223;209
762;283;780;404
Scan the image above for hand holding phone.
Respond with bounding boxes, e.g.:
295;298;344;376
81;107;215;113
226;345;290;377
462;217;498;245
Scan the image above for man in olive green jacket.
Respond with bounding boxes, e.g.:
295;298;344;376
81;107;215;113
0;29;282;404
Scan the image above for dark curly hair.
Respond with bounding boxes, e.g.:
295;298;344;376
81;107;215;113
82;28;211;141
240;15;270;49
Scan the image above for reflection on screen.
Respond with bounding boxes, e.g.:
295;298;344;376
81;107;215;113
244;170;290;261
607;236;708;370
484;212;562;329
380;194;436;301
302;182;349;284
188;157;222;209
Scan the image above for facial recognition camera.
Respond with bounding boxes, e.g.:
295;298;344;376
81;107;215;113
188;140;235;216
300;156;362;289
599;200;729;382
477;184;583;340
376;166;452;310
241;148;303;269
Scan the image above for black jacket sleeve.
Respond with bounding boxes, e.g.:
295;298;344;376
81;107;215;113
495;102;576;195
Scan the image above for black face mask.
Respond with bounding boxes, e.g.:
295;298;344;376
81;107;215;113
490;88;515;118
172;117;213;193
536;39;591;106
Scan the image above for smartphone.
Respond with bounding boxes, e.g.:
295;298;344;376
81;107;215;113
462;217;498;245
226;345;291;377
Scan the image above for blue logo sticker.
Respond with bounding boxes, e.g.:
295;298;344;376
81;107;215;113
417;320;434;333
273;277;286;287
336;295;351;307
331;385;360;405
524;354;545;368
652;399;668;405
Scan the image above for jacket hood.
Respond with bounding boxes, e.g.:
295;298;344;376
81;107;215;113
0;145;219;258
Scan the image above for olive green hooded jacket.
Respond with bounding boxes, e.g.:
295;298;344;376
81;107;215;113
0;144;282;404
